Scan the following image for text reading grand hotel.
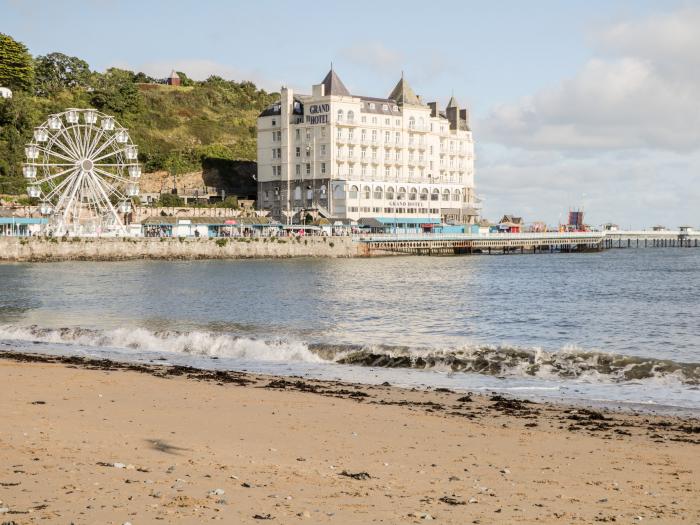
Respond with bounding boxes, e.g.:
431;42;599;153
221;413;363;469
257;68;480;227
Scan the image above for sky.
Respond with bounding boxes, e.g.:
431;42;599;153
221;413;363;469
3;0;699;228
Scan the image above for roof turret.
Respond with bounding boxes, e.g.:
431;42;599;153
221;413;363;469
321;68;351;96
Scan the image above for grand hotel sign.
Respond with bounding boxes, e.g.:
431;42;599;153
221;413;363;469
305;103;329;125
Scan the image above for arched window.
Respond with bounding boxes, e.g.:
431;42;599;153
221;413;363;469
294;186;302;201
363;186;371;199
374;186;383;200
452;189;461;202
386;186;395;200
347;110;354;123
431;188;440;201
409;187;418;201
349;185;359;199
420;188;429;201
408;116;415;129
337;109;344;122
442;189;450;201
397;187;407;200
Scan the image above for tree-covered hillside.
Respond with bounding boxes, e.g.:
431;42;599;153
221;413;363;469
0;33;277;195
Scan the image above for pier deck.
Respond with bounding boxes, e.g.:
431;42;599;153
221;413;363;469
354;231;699;255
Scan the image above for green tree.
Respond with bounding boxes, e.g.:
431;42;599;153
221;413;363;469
0;33;34;92
34;52;91;95
175;71;194;87
158;193;184;207
90;68;141;115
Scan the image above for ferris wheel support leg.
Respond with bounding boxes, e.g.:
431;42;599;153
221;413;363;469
90;170;127;236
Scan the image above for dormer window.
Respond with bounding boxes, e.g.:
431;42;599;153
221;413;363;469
369;103;376;110
393;106;398;111
382;104;388;111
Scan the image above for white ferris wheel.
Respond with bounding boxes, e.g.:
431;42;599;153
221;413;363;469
23;108;141;235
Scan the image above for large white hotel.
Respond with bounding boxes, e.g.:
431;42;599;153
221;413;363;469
257;69;480;227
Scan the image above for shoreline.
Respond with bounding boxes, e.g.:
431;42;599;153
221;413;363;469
1;350;698;523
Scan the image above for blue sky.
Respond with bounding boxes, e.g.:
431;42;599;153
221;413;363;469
3;0;699;227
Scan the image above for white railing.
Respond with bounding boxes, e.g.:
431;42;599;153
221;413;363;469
355;232;606;242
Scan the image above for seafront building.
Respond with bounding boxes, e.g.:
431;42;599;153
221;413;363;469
257;69;480;227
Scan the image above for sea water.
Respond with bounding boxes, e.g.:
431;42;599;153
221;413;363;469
1;249;698;413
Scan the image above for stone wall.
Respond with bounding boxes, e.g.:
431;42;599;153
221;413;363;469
0;236;360;262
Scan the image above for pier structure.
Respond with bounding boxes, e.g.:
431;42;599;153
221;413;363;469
602;230;700;249
354;230;700;255
355;232;606;256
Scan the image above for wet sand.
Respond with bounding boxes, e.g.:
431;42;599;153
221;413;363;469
0;352;698;524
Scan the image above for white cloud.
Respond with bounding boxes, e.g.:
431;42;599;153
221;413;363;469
480;7;700;153
340;42;404;75
475;6;700;228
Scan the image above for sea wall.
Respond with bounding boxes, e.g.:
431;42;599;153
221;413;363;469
0;236;361;262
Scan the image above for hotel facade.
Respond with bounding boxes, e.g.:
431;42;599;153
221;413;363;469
257;69;480;226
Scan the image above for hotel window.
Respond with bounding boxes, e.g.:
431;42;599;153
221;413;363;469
306;163;311;175
361;148;367;159
409;152;414;162
361;129;367;141
385;118;390;126
349;164;354;176
364;186;371;199
271;131;276;141
450;158;454;168
382;104;388;111
395;119;400;126
397;187;406;199
420;188;429;201
369;103;376;110
373;207;381;213
321;127;326;138
361;116;367;123
409;188;417;200
348;129;354;140
385;166;390;178
320;144;326;156
371;116;377;125
452;190;460;202
348;147;354;158
431;189;439;201
349;185;359;198
372;130;377;142
395;132;401;144
337;109;344;122
272;119;276;126
409;167;414;178
296;129;300;141
374;187;383;200
372;167;377;177
442;189;450;201
305;129;311;140
395;151;400;161
372;149;378;160
296;164;301;175
384;131;390;142
295;147;300;158
393;106;398;112
347;110;354;123
386;186;394;200
361;165;367;177
337;129;342;139
450;141;454;152
305;147;310;157
321;163;326;174
408;117;415;129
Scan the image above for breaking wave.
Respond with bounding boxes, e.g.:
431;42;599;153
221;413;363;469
1;324;698;385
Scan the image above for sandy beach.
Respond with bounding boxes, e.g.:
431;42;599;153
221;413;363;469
0;352;698;524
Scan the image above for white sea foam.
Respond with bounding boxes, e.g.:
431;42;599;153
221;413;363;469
0;324;325;363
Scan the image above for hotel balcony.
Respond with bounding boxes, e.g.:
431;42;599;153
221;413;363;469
336;119;358;127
